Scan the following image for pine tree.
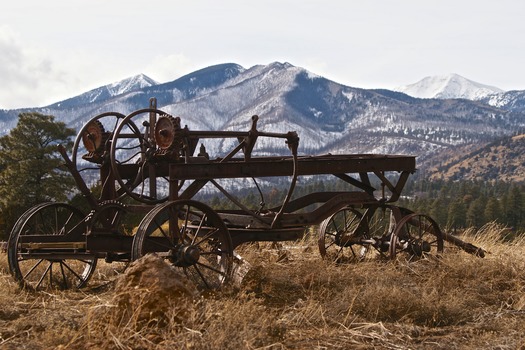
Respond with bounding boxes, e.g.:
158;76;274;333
447;199;467;230
0;112;76;237
466;196;486;229
484;197;501;224
429;197;448;228
504;185;523;230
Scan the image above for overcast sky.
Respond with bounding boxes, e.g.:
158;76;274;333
1;0;524;109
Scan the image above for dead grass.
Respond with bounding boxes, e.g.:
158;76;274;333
1;226;525;349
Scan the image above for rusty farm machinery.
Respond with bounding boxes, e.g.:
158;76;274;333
6;98;485;290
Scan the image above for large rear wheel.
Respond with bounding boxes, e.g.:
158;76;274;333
7;203;97;290
131;200;233;289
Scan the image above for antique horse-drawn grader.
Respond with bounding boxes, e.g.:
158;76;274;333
7;98;484;290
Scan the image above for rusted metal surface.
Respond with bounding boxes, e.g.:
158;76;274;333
443;232;486;257
5;98;486;290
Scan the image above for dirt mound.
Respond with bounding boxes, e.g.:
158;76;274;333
96;254;198;327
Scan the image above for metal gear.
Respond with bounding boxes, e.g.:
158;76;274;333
85;200;128;235
81;120;109;163
154;114;181;150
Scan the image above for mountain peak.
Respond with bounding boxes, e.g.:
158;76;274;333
45;74;158;108
2;61;525;185
394;73;504;100
107;74;158;96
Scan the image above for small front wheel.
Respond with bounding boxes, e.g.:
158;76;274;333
318;206;398;262
389;213;444;260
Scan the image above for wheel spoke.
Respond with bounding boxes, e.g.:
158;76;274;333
330;219;339;234
36;262;53;289
54;207;59;234
60;262;69;289
49;262;54;288
325;239;337;250
182;206;191;239
8;203;97;290
335;245;345;258
61;260;86;283
62;211;78;235
22;258;45;279
117;149;143;164
152;218;175;246
191;213;207;245
109;109;172;204
192;228;221;247
132;200;232;289
349;246;358;258
186;265;212;289
319;206;399;262
390;213;444;260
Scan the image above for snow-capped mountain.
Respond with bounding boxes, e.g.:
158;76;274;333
1;63;525;174
479;90;525;112
47;74;158;109
394;73;504;100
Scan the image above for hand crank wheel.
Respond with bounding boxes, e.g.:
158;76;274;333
72;111;141;202
109;108;175;204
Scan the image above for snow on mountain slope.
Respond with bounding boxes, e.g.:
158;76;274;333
2;62;525;172
394;73;504;100
156;63;520;157
161;63;303;129
107;74;158;96
47;74;158;108
159;62;329;153
479;90;525;111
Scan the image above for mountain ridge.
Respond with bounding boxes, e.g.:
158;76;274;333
394;73;504;100
2;62;525;182
47;74;159;109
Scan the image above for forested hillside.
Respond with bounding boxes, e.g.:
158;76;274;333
422;132;525;182
202;178;525;237
399;180;523;235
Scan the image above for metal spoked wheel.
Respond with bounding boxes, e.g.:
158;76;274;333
131;200;233;289
85;200;129;235
318;206;397;262
84;200;135;264
71;111;142;202
389;213;444;260
7;203;97;290
109;108;175;204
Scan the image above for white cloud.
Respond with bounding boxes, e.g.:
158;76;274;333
0;25;148;109
2;1;525;108
0;26;82;109
0;27;44;108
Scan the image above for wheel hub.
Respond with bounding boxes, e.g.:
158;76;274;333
170;245;201;266
409;239;431;256
335;232;362;247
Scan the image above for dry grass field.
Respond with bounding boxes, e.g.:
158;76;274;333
1;223;525;349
